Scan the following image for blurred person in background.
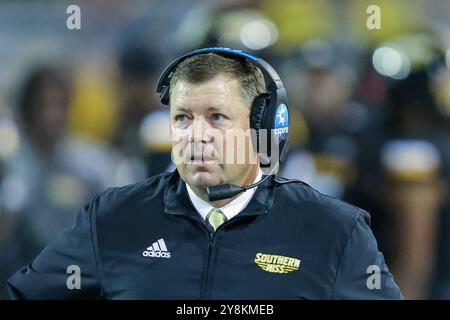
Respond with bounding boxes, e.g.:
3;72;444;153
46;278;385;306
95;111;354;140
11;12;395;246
0;115;29;300
115;43;173;178
1;67;113;258
349;53;450;299
427;59;450;299
385;68;450;167
382;66;450;299
380;140;447;299
281;46;371;199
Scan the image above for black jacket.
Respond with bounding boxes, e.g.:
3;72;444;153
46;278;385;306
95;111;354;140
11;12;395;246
7;170;403;299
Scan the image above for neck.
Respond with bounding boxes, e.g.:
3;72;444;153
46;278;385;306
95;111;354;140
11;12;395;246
191;165;260;208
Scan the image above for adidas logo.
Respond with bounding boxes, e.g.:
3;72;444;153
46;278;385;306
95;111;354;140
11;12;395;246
142;238;171;258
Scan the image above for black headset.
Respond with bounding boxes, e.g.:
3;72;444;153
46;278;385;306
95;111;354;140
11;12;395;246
156;47;291;200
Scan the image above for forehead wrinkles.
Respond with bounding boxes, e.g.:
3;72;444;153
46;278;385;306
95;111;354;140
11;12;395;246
171;77;245;107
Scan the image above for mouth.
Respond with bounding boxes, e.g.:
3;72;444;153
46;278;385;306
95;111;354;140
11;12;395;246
189;154;217;165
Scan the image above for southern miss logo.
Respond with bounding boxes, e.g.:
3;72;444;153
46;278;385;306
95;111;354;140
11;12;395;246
254;253;300;274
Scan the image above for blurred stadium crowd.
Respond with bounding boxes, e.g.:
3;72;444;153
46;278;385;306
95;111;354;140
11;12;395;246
1;0;450;299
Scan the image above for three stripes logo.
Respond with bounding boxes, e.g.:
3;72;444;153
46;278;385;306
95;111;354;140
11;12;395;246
143;238;171;258
254;253;300;274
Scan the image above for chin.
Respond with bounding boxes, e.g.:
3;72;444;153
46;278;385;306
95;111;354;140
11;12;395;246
188;171;221;188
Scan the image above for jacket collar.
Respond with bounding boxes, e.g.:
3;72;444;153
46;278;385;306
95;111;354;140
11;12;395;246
163;170;276;218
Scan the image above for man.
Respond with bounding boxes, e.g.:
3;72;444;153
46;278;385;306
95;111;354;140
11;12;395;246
7;48;403;299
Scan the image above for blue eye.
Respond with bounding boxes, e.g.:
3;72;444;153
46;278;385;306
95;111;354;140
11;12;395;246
212;113;225;122
175;114;188;123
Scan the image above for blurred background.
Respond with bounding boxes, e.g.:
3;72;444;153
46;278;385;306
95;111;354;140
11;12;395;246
0;0;450;299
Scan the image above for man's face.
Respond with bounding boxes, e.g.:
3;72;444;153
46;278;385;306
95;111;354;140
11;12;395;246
170;74;257;190
31;81;69;145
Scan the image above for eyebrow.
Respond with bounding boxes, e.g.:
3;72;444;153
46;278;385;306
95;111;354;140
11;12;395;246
173;107;192;113
173;106;225;113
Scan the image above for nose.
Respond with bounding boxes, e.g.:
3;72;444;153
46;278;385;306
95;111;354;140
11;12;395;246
188;117;214;144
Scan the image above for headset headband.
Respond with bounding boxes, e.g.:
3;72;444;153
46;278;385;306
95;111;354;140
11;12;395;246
156;47;285;101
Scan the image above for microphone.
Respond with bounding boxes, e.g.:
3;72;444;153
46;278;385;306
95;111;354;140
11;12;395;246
206;163;279;201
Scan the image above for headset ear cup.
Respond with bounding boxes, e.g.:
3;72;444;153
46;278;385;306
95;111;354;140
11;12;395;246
160;86;170;105
250;93;270;157
250;94;270;130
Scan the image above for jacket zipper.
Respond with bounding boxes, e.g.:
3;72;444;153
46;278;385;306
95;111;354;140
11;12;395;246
168;213;214;300
201;230;215;299
200;212;267;299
